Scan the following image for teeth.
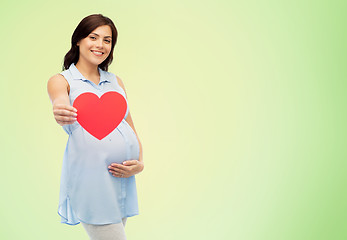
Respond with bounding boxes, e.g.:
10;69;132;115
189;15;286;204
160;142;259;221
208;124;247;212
92;51;103;55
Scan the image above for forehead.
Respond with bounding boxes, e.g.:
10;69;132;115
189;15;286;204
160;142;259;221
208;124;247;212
90;25;112;37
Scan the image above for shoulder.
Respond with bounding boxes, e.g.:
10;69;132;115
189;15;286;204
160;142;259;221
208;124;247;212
47;73;69;92
48;73;68;85
109;72;126;91
115;75;126;89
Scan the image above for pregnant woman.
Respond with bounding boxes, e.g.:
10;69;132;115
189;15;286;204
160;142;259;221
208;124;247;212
47;14;144;240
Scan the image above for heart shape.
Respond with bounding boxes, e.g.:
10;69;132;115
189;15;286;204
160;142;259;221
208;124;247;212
73;91;127;140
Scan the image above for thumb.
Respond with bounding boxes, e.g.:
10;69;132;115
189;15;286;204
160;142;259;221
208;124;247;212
123;160;136;165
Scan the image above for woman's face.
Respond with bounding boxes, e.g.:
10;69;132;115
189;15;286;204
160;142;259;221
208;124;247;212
77;25;112;66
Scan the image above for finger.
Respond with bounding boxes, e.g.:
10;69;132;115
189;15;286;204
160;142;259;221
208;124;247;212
110;171;121;177
111;171;127;178
54;115;77;124
67;105;78;112
55;117;77;124
109;168;126;175
56;115;77;123
54;108;78;117
108;166;124;173
111;163;128;170
54;104;78;113
108;163;121;170
123;160;138;165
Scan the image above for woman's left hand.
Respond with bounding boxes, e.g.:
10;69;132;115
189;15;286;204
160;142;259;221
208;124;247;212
108;160;144;178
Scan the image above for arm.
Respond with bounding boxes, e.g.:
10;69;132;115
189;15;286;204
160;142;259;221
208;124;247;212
116;76;144;169
47;74;77;126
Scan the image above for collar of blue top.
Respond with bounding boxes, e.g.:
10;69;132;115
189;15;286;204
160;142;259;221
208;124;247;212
69;63;111;84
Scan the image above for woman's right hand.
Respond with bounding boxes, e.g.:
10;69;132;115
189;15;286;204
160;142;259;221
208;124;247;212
53;103;78;126
47;73;77;126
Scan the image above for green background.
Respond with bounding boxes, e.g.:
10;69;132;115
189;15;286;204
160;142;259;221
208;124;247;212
0;0;346;239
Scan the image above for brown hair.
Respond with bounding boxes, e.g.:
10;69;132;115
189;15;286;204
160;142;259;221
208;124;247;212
62;14;118;71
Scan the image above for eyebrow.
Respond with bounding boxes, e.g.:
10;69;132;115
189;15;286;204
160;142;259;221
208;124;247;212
90;33;112;38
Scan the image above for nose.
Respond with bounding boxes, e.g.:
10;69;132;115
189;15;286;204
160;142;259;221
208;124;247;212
95;39;104;49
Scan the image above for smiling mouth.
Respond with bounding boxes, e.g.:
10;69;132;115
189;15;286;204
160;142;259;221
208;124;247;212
91;50;104;56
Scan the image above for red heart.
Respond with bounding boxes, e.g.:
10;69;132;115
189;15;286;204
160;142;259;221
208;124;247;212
73;91;127;140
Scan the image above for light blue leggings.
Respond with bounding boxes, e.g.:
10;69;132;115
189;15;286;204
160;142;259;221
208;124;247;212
81;218;127;240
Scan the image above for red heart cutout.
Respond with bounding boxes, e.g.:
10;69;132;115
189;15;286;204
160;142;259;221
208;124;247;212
73;91;127;140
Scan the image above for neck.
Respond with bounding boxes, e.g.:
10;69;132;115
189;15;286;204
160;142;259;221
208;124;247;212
75;59;100;78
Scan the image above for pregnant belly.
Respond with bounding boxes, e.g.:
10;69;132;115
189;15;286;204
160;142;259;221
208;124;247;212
69;121;140;166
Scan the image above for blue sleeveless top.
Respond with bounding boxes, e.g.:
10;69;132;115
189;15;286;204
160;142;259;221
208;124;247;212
57;63;140;225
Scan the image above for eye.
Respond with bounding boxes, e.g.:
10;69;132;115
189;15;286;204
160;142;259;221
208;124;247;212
105;40;111;43
90;36;96;40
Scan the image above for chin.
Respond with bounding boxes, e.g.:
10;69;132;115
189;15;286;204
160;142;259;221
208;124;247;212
89;60;104;66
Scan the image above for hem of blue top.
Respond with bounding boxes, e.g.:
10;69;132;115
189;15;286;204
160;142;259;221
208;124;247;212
57;196;139;226
58;211;140;226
